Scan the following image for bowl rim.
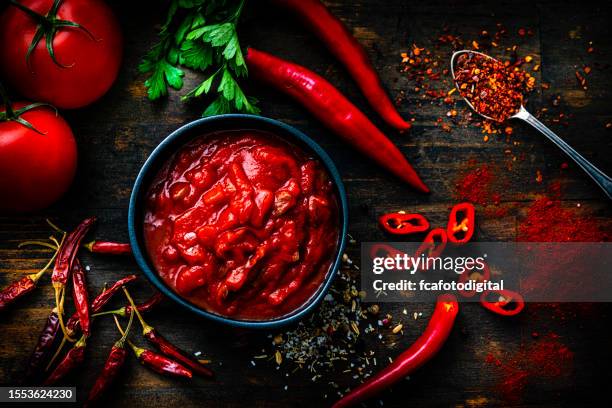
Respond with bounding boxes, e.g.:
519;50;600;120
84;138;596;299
128;114;349;329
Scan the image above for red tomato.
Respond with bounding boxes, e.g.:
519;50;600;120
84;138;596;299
0;0;122;109
0;103;77;212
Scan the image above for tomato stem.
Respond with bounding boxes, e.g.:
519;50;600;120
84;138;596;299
9;0;96;70
0;81;56;135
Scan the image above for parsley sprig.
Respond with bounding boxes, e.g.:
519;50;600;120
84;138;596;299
140;0;259;116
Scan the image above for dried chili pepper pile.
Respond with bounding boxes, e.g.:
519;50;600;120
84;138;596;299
0;218;213;404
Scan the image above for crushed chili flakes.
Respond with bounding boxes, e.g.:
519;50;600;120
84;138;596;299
454;52;535;122
398;25;540;137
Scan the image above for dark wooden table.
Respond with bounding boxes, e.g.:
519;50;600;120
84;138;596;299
2;0;611;406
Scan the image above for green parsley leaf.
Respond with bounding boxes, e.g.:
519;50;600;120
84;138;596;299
141;0;258;114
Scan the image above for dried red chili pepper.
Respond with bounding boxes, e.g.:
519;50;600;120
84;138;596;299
379;212;429;235
95;292;164;318
0;271;45;312
0;236;62;312
47;275;138;373
124;292;164;316
24;307;60;383
71;260;90;337
112;312;191;379
84;311;134;407
123;288;212;378
332;294;459;407
480;289;525;316
84;240;131;255
43;336;86;385
270;0;411;131
65;274;138;336
446;202;475;245
414;228;448;271
51;217;95;338
132;345;192;379
245;48;429;193
457;262;491;298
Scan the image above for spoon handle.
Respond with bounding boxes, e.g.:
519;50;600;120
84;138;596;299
515;107;612;199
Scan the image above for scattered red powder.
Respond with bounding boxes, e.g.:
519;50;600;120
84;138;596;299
455;163;494;206
454;162;509;217
485;333;574;401
518;182;610;242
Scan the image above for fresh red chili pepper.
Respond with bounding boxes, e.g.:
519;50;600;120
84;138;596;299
84;240;131;255
51;217;95;339
457;262;491;298
480;289;525;316
245;48;429;193
446;202;475;245
24;307;60;383
85;309;134;407
122;288;212;378
414;228;448;271
71;260;90;337
333;294;459;408
270;0;411;131
43;336;86;385
379;212;429;235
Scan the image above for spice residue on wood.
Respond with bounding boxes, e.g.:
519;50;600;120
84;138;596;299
485;333;574;402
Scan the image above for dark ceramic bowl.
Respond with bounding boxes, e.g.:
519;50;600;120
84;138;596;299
128;114;348;329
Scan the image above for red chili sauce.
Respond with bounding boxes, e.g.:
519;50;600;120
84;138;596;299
144;130;340;320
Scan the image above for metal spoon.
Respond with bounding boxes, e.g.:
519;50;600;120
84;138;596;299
451;50;612;199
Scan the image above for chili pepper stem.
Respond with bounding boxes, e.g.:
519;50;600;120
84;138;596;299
54;284;75;342
23;234;63;280
122;287;153;334
114;318;145;358
46;335;67;372
116;308;134;348
18;240;58;251
46;219;65;234
92;308;125;318
127;340;144;358
75;335;86;348
83;241;94;252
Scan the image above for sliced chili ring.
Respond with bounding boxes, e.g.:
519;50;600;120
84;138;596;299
480;289;524;316
457;262;491;298
379;212;429;235
446;202;475;245
414;228;448;271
